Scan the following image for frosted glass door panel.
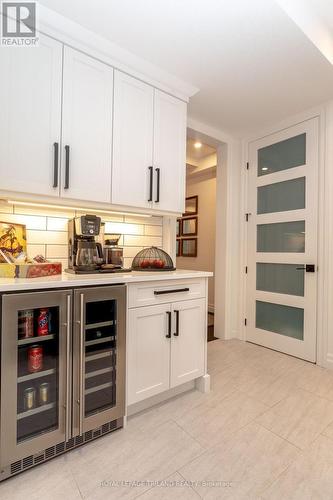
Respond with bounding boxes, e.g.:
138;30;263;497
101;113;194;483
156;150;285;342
257;221;305;253
256;263;304;296
257;177;305;214
258;133;306;176
256;301;304;340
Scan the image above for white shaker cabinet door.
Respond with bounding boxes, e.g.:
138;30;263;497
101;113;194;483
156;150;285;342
170;298;206;388
0;34;62;196
112;71;154;209
61;47;113;203
127;304;171;405
153;90;187;213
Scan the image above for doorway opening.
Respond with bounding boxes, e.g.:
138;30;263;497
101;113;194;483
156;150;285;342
176;135;217;341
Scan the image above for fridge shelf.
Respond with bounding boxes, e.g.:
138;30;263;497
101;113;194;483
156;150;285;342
17;402;56;420
85;350;113;362
85;367;113;379
85;320;114;330
85;336;114;347
18;335;55;346
85;381;113;395
17;368;56;383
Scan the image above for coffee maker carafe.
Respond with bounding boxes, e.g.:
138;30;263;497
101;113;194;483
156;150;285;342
67;215;104;273
103;234;124;268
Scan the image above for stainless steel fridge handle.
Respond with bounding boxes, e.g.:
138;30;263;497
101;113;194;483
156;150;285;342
65;294;71;442
79;293;84;436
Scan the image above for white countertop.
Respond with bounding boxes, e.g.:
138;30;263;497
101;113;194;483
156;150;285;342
0;269;213;292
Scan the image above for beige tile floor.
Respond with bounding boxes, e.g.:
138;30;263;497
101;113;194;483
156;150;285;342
3;340;333;499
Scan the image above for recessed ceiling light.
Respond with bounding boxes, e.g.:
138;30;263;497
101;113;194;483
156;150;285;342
194;142;202;149
261;167;268;171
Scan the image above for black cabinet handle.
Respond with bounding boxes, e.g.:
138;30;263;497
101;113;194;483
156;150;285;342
53;142;59;188
174;310;179;336
148;166;153;202
296;264;315;273
64;145;70;189
154;288;190;296
166;311;171;338
155;167;160;203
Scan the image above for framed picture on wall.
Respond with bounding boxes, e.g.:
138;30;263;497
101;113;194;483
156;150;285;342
183;195;198;216
181;216;198;236
176;239;181;257
181;238;197;257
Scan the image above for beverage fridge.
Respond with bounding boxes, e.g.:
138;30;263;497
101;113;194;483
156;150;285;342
0;285;125;480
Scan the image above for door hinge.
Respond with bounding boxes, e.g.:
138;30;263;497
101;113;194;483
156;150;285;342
244;318;247;326
246;162;249;170
245;266;248;274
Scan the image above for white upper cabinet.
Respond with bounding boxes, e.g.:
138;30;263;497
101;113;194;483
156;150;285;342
0;34;62;197
61;47;113;203
153;90;187;213
112;71;154;209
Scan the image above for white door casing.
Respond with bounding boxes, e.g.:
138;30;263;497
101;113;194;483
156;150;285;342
246;118;319;362
61;46;113;203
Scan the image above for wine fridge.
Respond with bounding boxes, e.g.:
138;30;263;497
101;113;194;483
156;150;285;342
0;285;125;480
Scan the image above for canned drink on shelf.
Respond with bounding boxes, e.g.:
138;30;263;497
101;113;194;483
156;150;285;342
27;345;43;373
18;310;34;339
37;308;49;336
39;382;49;405
24;387;36;410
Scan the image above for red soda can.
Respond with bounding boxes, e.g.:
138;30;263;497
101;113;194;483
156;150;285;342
37;308;49;336
28;345;43;373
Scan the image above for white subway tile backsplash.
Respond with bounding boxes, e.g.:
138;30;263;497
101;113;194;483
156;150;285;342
124;235;162;247
26;230;68;245
46;245;68;259
0;204;164;268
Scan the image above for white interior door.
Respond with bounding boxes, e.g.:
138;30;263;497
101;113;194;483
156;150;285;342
61;47;113;203
246;118;319;362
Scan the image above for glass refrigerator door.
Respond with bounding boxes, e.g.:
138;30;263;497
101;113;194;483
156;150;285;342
0;291;70;468
73;286;125;436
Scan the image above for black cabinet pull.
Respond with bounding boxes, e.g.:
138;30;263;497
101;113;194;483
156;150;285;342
166;311;171;338
154;288;190;296
296;264;315;273
148;166;153;202
64;145;70;189
53;142;59;188
155;167;160;203
174;310;179;336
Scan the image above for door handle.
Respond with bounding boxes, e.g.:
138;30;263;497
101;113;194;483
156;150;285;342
65;294;71;442
173;310;180;336
166;311;171;338
296;264;315;273
53;142;59;188
64;145;70;189
148;166;153;202
155;167;160;203
79;293;84;435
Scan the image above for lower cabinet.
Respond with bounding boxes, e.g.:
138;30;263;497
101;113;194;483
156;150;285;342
127;298;206;405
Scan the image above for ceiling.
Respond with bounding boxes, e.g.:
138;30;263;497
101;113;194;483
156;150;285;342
39;0;333;137
186;139;216;160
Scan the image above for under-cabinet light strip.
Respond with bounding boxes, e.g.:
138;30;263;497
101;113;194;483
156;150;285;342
3;199;151;218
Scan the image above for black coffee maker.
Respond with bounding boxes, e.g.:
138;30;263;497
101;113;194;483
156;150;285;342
67;215;104;273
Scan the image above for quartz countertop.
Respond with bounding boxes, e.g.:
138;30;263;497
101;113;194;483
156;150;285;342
0;269;213;292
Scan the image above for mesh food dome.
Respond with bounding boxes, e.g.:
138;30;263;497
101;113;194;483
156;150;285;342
132;247;175;271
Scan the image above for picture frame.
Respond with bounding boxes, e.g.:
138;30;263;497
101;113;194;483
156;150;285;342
181;238;197;257
183;195;198;216
176;239;181;257
181;216;198;236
